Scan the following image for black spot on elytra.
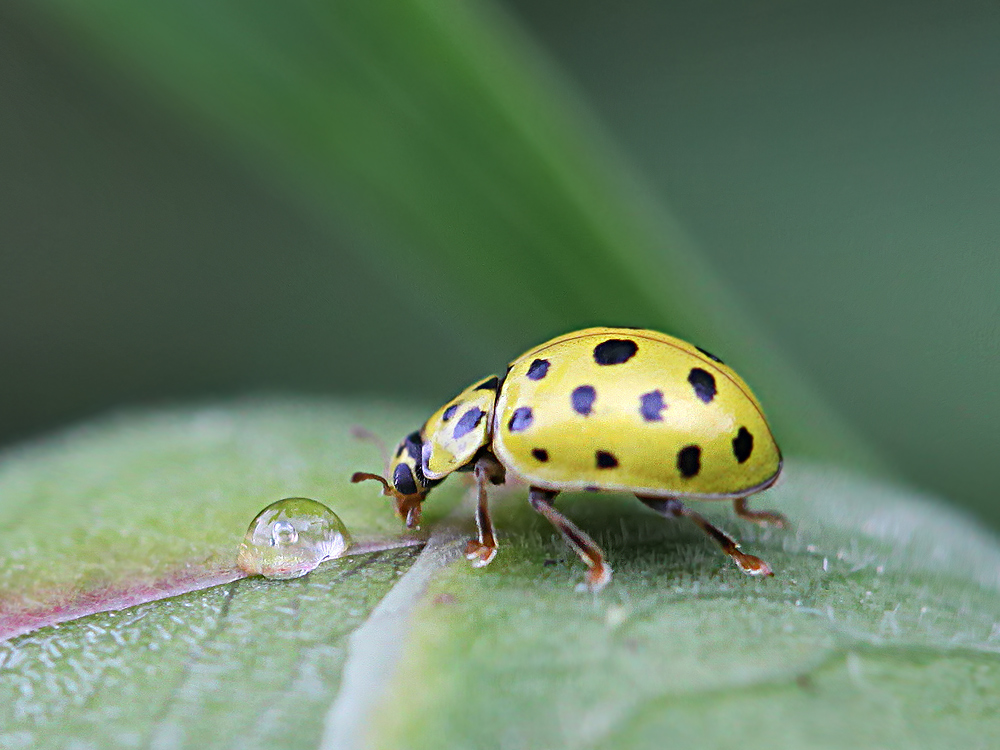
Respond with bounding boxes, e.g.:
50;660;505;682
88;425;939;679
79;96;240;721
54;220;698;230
527;359;550;380
696;346;725;364
594;451;618;469
733;427;754;463
688;368;717;404
571;385;596;416
593;339;638;365
403;431;422;462
596;450;619;469
475;376;500;392
531;448;549;462
453;408;485;440
442;404;459;422
508;407;534;432
677;445;701;478
639;390;666;421
393;463;419;495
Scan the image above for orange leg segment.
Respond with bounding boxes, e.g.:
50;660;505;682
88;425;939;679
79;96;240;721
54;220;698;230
733;496;788;528
529;488;612;591
638;496;773;577
465;460;497;568
464;455;505;568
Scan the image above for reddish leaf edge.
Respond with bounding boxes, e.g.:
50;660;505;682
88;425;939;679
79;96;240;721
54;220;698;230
0;536;423;642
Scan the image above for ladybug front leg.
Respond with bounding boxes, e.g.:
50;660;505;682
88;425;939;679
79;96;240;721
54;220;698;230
638;496;773;577
529;488;612;592
465;455;505;568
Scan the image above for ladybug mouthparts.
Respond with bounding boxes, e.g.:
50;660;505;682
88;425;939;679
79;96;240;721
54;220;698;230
350;471;425;529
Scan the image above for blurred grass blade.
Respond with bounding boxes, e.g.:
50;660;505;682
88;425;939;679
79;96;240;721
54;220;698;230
13;0;874;469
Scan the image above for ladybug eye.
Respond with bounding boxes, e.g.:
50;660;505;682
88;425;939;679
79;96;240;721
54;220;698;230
392;463;419;496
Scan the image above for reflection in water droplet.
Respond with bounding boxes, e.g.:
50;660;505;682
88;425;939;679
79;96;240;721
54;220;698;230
270;520;298;547
237;497;351;580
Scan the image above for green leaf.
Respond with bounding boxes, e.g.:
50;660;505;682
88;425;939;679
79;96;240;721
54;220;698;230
2;2;993;748
2;551;419;750
2;402;1000;749
0;400;459;637
0;400;451;750
367;465;1000;748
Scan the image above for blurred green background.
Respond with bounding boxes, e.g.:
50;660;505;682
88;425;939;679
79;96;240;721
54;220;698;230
1;0;998;526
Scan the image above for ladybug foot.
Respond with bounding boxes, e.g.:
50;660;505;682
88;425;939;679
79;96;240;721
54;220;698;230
465;539;497;568
731;550;773;577
577;562;613;593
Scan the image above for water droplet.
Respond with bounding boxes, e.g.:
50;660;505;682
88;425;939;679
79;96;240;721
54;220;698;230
237;498;351;580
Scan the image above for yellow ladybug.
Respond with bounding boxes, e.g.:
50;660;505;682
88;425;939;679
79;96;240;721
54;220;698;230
353;327;785;590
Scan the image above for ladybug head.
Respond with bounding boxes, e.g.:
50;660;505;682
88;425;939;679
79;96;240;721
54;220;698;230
351;430;432;529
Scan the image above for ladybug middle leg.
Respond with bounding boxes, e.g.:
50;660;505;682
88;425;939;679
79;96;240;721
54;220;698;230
465;454;505;568
637;496;773;577
529;487;612;591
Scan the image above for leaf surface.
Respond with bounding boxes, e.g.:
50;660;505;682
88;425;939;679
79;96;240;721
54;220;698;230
2;402;999;749
366;464;1000;749
0;400;458;638
1;2;994;748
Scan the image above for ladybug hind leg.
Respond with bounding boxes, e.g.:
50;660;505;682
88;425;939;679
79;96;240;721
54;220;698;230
529;487;612;592
638;496;773;577
733;496;788;528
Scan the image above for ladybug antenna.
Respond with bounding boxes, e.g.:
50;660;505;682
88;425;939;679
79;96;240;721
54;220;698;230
351;471;393;494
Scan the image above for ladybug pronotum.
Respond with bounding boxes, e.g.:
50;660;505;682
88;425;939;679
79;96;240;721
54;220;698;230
353;327;785;590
